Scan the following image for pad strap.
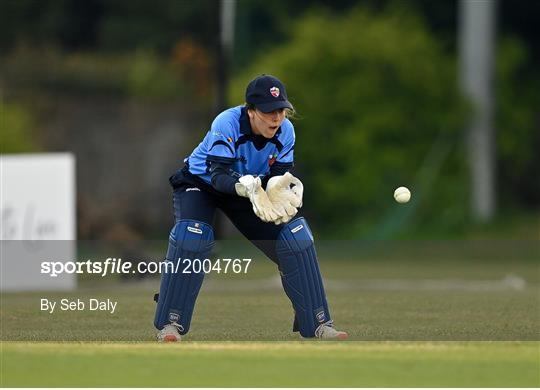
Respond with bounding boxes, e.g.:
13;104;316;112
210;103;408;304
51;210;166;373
276;217;331;337
154;219;214;334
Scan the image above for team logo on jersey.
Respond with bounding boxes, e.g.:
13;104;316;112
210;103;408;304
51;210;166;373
270;87;280;98
268;153;278;166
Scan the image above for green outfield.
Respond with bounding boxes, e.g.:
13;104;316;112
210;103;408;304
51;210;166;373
1;245;539;386
2;251;539;341
1;342;539;387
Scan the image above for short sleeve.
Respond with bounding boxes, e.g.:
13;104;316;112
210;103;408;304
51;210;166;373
206;114;237;161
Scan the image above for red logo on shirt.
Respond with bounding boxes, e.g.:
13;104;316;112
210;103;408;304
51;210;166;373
268;153;277;166
270;87;280;98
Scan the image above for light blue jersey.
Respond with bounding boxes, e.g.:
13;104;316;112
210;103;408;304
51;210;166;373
185;106;295;185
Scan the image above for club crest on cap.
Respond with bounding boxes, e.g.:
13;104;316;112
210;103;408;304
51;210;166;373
270;86;280;98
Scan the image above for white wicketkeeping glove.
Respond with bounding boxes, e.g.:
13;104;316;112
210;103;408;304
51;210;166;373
235;175;279;223
266;172;304;225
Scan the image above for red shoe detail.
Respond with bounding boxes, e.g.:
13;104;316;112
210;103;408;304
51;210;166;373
163;334;179;342
336;332;348;340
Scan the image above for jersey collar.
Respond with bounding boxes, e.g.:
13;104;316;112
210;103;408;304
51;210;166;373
239;107;252;135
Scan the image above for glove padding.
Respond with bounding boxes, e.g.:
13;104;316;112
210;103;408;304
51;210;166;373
235;175;279;223
266;172;304;225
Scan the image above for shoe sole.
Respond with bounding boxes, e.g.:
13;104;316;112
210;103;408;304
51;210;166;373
301;332;349;340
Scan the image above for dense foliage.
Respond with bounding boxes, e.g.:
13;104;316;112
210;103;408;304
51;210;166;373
231;7;469;236
1;1;537;236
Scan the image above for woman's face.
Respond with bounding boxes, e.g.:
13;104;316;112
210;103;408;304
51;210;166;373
248;108;286;139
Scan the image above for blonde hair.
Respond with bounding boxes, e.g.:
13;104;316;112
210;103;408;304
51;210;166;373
245;103;297;120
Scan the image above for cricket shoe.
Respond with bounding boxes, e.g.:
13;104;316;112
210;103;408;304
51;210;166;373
157;324;182;342
315;321;348;340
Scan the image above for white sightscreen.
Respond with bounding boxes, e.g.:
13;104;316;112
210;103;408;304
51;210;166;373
1;153;76;291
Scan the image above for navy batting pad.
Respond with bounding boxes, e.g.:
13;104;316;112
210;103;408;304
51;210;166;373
276;217;331;337
154;219;214;334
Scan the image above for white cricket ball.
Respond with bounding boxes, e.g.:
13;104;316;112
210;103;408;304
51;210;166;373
394;186;411;203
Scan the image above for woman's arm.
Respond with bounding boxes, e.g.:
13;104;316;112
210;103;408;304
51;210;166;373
208;160;239;195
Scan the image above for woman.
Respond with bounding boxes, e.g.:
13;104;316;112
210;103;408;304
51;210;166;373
154;74;348;341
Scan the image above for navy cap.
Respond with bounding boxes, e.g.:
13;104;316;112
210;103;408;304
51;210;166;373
245;75;293;113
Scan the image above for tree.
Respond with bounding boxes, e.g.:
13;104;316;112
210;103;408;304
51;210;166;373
231;6;468;236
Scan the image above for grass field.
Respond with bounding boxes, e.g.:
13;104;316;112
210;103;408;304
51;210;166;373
1;243;539;386
0;341;538;387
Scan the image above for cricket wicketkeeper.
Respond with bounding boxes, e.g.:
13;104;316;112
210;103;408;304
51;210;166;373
154;74;348;341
